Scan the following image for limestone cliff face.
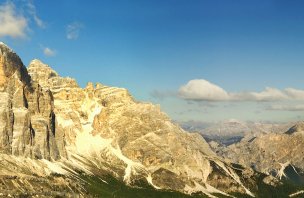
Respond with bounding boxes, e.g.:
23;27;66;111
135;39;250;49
0;43;62;160
27;59;260;197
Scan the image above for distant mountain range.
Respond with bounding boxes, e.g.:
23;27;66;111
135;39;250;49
179;119;295;145
216;122;304;189
181;118;304;196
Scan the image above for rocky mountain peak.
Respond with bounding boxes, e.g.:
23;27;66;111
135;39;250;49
28;59;59;86
29;58;55;70
29;58;57;72
28;59;78;91
0;42;31;89
0;42;12;52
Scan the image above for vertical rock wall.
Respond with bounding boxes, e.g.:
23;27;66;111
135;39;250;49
0;43;62;160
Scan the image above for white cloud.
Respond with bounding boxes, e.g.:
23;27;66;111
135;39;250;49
0;2;28;38
66;22;83;40
26;0;45;28
0;1;45;39
43;47;56;57
179;79;229;101
178;79;304;102
267;104;304;111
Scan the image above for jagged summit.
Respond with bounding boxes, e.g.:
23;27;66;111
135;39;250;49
29;58;54;68
0;41;14;53
0;42;19;60
28;59;58;75
0;42;31;87
28;58;80;91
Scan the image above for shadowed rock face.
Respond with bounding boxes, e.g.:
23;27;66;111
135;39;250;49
0;43;31;89
0;43;62;160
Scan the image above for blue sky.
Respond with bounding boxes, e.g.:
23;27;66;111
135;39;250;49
1;0;304;122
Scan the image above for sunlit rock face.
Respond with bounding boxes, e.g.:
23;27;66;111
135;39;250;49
27;58;260;197
0;42;62;160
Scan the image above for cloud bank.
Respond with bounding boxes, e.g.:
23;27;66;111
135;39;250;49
178;79;304;102
0;2;28;38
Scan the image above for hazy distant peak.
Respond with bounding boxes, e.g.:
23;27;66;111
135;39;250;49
223;118;245;124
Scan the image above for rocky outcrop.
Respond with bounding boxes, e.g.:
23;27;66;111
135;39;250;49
0;42;62;160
